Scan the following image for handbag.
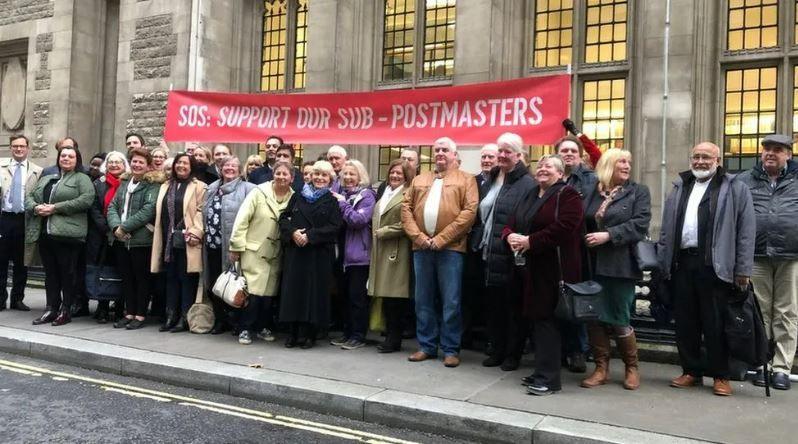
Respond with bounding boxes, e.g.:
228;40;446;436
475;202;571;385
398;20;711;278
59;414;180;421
551;190;603;322
212;262;249;309
633;237;659;272
187;282;215;334
85;245;122;301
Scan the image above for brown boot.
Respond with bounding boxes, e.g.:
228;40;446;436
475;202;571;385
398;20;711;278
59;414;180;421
581;324;611;388
616;330;640;390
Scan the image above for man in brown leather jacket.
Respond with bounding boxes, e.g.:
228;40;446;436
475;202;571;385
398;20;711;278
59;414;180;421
401;137;478;368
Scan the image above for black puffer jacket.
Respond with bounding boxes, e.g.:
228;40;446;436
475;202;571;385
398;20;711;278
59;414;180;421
470;161;536;287
737;160;798;259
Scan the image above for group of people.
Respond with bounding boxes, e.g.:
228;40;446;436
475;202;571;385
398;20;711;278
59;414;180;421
1;120;796;397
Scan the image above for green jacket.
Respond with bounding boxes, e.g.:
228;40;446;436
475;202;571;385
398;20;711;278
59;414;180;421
25;171;96;243
106;170;165;248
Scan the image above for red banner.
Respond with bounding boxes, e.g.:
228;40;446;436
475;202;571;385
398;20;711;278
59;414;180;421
164;75;570;145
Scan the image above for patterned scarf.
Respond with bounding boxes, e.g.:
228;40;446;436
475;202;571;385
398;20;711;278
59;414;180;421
164;179;185;263
594;183;623;225
301;183;330;203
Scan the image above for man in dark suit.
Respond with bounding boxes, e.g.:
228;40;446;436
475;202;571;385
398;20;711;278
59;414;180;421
476;144;498;187
248;135;283;185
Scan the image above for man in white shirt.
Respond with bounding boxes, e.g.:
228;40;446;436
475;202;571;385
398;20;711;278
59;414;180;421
657;142;755;397
401;137;478;368
0;134;43;311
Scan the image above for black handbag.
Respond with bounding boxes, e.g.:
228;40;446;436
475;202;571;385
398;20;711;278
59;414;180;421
633;238;659;272
85;245;122;301
551;190;603;322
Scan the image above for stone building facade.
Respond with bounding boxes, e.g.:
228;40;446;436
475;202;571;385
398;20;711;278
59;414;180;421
1;0;797;224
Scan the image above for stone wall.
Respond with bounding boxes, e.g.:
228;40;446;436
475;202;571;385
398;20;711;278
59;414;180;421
130;14;177;80
30;101;49;158
34;32;52;90
126;91;168;147
0;0;54;26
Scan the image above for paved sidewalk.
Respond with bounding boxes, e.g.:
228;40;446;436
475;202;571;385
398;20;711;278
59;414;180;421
0;289;794;443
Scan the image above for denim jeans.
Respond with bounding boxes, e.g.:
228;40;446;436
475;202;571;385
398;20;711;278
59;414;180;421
413;250;464;356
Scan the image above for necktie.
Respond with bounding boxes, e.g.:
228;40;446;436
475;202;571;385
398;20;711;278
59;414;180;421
10;162;23;213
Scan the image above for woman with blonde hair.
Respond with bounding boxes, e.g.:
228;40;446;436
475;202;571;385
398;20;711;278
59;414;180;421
244;155;264;181
278;160;343;348
330;159;376;350
580;148;651;391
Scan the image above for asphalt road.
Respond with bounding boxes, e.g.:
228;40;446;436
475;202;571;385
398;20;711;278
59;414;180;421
0;352;466;444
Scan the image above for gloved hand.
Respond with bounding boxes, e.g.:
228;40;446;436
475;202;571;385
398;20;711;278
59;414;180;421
562;119;579;136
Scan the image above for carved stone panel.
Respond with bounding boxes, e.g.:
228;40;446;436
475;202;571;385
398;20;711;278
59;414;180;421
1;56;27;131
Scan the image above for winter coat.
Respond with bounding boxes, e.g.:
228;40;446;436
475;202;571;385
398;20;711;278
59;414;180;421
150;178;207;274
339;187;376;268
584;181;651;280
86;175;116;264
469;161;536;287
106;171;165;249
368;185;411;298
278;191;343;326
25;171;95;244
737;160;798;260
502;183;584;319
565;163;598;208
658;170;755;284
229;182;293;297
202;177;256;287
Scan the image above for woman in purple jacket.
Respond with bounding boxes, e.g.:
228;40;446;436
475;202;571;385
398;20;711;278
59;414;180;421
330;159;376;350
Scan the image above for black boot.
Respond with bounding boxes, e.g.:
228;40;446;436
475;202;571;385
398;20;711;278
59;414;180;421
169;315;188;333
159;309;178;332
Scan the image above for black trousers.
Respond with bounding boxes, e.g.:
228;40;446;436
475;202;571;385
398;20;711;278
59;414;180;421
0;212;27;306
205;247;231;325
39;237;81;311
383;297;408;344
461;251;486;345
486;285;525;360
115;244;151;317
165;248;199;316
241;296;273;332
533;318;562;390
343;265;370;341
672;252;731;379
150;272;167;317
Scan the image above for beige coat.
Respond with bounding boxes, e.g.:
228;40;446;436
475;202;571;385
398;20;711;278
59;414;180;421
368;187;411;298
1;158;44;266
229;182;293;297
151;179;207;273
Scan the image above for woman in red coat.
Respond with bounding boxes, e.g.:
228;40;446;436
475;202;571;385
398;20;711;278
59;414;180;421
503;155;584;395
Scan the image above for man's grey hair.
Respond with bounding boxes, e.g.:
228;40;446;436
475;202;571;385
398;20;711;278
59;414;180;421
327;145;348;158
434;137;457;152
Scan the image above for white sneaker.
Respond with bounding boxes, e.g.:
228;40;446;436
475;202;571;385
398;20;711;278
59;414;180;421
238;330;252;345
257;328;276;342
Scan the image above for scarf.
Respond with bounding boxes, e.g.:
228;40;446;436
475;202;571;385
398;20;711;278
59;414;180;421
594;183;623;226
103;173;121;216
164;178;187;262
301;183;330;203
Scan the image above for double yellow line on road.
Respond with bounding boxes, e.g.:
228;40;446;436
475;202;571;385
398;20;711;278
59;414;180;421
0;358;420;444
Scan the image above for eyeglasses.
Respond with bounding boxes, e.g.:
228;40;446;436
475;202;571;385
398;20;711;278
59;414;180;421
691;154;717;161
106;160;125;165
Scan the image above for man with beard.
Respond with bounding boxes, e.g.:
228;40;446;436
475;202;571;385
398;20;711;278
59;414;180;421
657;142;755;396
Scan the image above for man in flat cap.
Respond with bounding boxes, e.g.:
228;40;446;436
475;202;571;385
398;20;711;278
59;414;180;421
738;134;798;390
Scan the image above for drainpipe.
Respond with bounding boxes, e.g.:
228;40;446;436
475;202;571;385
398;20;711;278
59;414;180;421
187;0;203;90
660;0;671;212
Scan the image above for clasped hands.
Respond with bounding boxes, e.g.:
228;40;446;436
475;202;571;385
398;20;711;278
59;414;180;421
33;204;55;217
506;233;530;253
293;228;309;247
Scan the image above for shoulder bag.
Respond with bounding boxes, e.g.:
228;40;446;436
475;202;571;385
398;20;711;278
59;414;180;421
212;262;249;309
552;190;603;322
633;236;659;272
85;244;123;301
